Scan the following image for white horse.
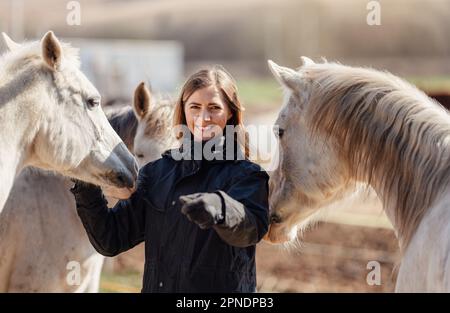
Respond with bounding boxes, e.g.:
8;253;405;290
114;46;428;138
0;31;138;213
266;58;450;292
0;83;175;292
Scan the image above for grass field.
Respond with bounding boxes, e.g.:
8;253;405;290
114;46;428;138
100;270;142;293
238;75;450;111
237;79;283;111
408;76;450;93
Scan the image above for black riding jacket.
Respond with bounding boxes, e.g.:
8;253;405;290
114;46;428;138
71;137;269;293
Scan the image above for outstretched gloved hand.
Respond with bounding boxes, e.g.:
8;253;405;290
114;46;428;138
179;192;224;229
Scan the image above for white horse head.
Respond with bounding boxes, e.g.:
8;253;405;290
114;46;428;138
0;32;138;208
266;58;450;248
265;58;352;243
132;82;175;166
267;58;450;292
104;82;175;169
0;83;175;292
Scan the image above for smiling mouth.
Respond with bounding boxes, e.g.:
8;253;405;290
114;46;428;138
195;125;215;132
195;125;215;131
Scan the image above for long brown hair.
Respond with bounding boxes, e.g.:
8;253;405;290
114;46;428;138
173;65;249;158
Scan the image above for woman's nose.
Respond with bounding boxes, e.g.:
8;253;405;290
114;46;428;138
199;110;211;122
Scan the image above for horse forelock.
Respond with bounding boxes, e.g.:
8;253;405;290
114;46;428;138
0;40;80;76
143;101;174;140
105;98;175;152
305;62;450;252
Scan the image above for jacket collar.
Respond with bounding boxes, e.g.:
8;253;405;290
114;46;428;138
162;133;245;164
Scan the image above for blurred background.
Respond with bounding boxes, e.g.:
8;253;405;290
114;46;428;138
1;0;450;292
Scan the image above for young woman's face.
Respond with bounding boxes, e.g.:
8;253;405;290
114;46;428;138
184;85;233;141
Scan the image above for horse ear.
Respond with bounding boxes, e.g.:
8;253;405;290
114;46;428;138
1;33;21;52
133;82;151;120
41;31;62;70
267;60;302;91
301;56;315;67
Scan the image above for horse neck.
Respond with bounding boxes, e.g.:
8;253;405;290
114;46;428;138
0;159;20;213
363;125;450;252
370;183;401;240
0;128;25;210
0;74;46;211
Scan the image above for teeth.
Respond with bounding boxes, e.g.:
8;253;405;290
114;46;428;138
195;125;214;131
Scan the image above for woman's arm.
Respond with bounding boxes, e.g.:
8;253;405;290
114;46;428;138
179;167;269;248
213;169;269;247
70;169;149;257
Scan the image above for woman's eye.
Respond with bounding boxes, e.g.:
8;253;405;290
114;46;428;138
87;97;100;109
136;153;144;159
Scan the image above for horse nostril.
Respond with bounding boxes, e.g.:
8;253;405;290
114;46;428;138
115;172;133;189
116;173;125;185
270;213;282;224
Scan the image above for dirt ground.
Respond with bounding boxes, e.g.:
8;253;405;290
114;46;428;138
256;222;399;292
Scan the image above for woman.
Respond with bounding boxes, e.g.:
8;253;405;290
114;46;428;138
70;65;269;293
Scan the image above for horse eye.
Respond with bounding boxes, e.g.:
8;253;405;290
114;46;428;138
274;126;285;139
87;97;100;109
136;154;144;159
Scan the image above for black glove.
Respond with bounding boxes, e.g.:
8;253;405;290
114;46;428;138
179;192;224;229
69;178;106;209
69;178;98;193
